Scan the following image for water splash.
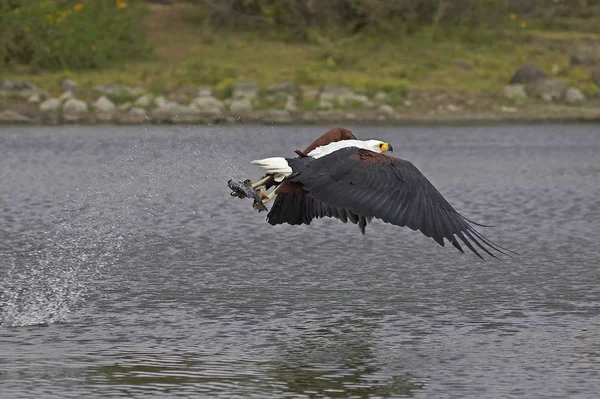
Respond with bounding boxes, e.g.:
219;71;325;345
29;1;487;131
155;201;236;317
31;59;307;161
0;203;124;328
0;125;278;328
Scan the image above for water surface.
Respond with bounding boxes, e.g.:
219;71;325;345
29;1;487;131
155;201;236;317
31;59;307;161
1;124;599;398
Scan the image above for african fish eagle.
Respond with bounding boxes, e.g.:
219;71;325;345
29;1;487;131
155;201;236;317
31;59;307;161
247;127;511;259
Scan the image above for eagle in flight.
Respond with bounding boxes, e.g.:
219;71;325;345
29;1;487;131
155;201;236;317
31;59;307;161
232;127;511;259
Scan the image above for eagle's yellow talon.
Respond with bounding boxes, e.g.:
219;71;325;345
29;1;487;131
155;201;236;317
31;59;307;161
261;189;276;204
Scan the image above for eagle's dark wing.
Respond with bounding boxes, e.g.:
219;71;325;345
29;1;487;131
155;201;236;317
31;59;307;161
286;147;510;259
267;190;370;233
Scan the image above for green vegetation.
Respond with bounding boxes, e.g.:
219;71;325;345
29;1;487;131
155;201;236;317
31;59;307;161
0;0;149;70
1;1;599;99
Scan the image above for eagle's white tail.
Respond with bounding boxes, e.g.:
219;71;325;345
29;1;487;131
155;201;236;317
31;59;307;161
251;157;292;179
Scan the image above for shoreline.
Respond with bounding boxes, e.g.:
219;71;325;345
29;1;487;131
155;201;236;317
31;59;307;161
1;108;599;127
1;79;599;127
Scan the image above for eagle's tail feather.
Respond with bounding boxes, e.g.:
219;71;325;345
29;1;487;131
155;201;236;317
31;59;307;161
251;157;292;178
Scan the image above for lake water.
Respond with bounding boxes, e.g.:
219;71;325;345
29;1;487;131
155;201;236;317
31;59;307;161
0;124;599;398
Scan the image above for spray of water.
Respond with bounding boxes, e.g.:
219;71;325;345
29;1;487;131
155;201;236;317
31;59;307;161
0;125;276;327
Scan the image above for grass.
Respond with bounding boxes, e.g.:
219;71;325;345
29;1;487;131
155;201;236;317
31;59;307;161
2;3;600;100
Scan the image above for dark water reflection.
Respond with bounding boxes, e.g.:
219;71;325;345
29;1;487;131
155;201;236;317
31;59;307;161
0;125;599;398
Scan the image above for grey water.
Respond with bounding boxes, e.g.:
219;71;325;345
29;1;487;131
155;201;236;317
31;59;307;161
0;124;598;398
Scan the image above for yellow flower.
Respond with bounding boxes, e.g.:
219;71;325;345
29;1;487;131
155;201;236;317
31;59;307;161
116;0;127;9
45;46;51;53
74;2;83;11
91;44;97;51
520;21;527;29
45;13;54;22
13;8;20;14
509;14;517;21
40;2;46;8
24;26;30;32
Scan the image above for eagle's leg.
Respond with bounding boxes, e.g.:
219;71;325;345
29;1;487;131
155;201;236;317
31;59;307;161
247;176;271;189
261;188;277;204
252;188;276;210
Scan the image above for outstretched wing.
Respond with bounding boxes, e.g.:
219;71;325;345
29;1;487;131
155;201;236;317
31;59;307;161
286;147;511;259
267;189;370;233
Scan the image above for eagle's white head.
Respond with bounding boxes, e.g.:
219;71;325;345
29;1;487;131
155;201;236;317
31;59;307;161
363;139;394;153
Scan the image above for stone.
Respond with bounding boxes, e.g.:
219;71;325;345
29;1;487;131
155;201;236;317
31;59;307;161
500;106;518;113
39;98;61;112
284;95;297;112
570;45;600;66
191;96;224;115
59;91;74;101
0;79;14;90
151;104;174;121
196;86;213;97
118;102;133;112
62;98;89;121
267;81;294;94
28;93;41;104
92;96;116;121
319;85;374;109
12;81;38;92
378;104;395;117
403;99;413;107
170;105;203;124
232;82;259;100
92;96;116;112
591;68;600;88
6;81;40;99
261;109;292;124
130;107;147;116
564;87;585;104
93;84;144;99
510;63;547;84
446;104;461;112
167;85;194;104
151;103;202;123
134;95;152;108
318;85;351;107
230;98;253;113
302;110;346;122
60;78;79;94
154;96;168;108
503;84;527;100
528;78;567;102
118;107;149;124
373;91;390;102
0;109;32;123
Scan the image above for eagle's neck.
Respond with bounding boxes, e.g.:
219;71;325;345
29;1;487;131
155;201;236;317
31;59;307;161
307;140;377;159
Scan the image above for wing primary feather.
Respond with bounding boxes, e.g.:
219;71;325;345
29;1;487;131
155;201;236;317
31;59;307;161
445;213;485;260
462;226;497;259
358;215;367;234
426;200;444;246
467;226;518;257
458;212;494;228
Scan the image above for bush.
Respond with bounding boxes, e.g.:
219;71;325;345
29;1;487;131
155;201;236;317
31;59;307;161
0;0;151;70
204;0;514;38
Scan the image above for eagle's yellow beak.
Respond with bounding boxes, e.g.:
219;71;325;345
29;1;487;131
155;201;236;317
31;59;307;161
379;142;393;153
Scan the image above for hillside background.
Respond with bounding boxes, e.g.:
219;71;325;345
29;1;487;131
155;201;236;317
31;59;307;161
1;0;600;124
